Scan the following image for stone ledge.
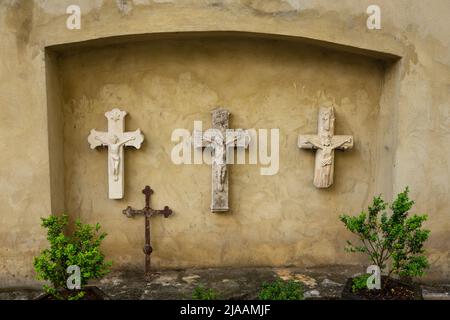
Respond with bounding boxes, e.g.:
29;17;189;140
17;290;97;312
1;266;449;300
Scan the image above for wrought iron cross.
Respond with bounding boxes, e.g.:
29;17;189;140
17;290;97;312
123;186;173;278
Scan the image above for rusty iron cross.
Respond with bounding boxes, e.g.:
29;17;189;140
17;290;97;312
123;186;173;279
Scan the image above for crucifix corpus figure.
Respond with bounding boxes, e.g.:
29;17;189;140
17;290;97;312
298;106;354;188
88;108;144;199
123;186;173;279
194;108;250;213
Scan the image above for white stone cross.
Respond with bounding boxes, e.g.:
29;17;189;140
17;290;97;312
298;106;354;188
88;108;144;199
194;108;250;212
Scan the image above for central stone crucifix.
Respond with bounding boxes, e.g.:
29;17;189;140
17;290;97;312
298;106;354;188
88;108;144;199
194;108;250;212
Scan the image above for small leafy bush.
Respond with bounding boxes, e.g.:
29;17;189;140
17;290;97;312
352;274;370;293
340;187;430;288
259;279;304;300
34;214;112;300
192;285;219;300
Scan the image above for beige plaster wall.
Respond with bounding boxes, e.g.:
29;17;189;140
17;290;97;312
0;0;50;287
58;37;385;270
0;0;448;285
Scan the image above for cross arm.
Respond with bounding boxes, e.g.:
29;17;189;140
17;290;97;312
87;130;110;149
298;135;322;150
155;206;173;218
193;129;210;148
226;129;251;148
193;129;224;148
121;129;144;149
332;135;354;150
123;206;143;218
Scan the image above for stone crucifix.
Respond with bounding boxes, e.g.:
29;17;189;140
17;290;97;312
88;108;144;199
298;106;354;188
123;186;173;279
194;108;250;212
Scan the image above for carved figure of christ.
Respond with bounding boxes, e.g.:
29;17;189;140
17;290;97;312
94;134;136;181
298;106;354;188
194;108;250;212
88;108;144;199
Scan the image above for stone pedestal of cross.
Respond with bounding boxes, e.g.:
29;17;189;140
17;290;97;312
298;106;354;188
194;108;250;212
123;186;173;279
88;108;144;199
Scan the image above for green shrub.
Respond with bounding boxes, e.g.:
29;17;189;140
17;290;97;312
352;274;370;293
340;187;430;288
34;214;112;300
192;285;219;300
259;279;304;300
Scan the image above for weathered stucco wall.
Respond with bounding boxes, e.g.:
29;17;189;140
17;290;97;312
0;0;449;286
0;0;50;287
58;36;385;270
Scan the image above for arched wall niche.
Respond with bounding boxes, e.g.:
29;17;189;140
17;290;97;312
44;30;400;270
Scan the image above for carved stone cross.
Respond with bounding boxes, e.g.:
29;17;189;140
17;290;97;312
298;106;354;188
194;108;250;212
88;108;144;199
123;186;173;278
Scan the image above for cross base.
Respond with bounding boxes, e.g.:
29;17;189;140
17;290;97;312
211;207;229;213
144;271;160;282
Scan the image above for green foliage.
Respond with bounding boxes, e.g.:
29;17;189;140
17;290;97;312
67;291;86;301
352;274;370;293
192;285;219;300
34;214;112;300
340;187;430;282
258;279;304;300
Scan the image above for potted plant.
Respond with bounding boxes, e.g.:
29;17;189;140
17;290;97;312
34;214;112;300
340;187;430;300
